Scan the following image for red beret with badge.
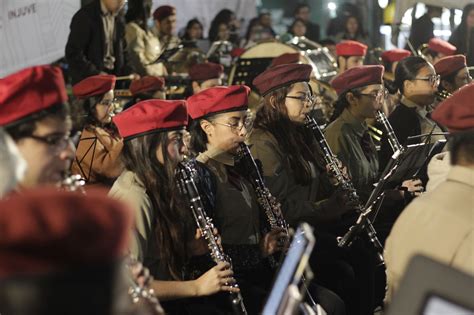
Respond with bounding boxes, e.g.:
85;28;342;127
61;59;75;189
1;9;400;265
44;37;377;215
431;82;474;132
153;5;176;21
434;55;467;77
187;85;250;119
188;62;224;81
253;63;312;96
0;188;132;277
0;65;68;127
271;53;301;67
113;99;188;139
428;38;456;56
72;75;116;99
336;40;368;57
381;49;411;63
129;76;165;96
331;65;384;95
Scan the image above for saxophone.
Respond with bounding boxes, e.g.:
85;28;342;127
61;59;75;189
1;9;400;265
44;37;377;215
60;174;86;193
434;90;452;102
304;115;384;265
236;142;289;237
375;110;404;153
175;161;248;315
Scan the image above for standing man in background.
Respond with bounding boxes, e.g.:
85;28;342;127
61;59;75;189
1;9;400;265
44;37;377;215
406;5;442;51
65;0;138;84
293;3;320;43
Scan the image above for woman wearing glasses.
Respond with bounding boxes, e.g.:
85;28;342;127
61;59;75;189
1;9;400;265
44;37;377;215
379;56;446;170
71;75;124;188
187;85;291;314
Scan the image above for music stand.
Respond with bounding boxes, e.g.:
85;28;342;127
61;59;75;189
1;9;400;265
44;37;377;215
386;254;474;315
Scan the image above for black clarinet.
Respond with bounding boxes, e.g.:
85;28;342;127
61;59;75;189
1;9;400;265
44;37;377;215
175;161;247;315
304;115;384;265
236;143;289;238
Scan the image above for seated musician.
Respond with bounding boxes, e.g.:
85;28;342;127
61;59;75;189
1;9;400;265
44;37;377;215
434;54;472;95
109;99;237;314
335;40;367;73
0;66;75;189
71;75;124;188
188;62;224;95
424;38;457;64
381;49;412;115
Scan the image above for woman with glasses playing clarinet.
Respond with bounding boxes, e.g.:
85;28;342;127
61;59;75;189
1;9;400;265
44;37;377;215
248;63;380;315
187;85;290;315
378;56;447;171
71;75;124;188
109;99;240;315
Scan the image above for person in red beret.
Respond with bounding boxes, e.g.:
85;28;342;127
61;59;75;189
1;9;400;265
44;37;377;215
0;187;138;315
187;85;295;314
152;5;180;51
109;99;238;314
0;65;75;190
335;40;367;73
71;75;124;189
188;62;224;94
249;64;380;314
426;37;457;64
385;82;474;303
381;49;412;78
434;54;472;94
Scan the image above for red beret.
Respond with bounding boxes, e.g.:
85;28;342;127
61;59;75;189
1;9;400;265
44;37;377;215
187;85;250;119
331;65;384;95
431;82;474;132
129;76;165;96
428;38;456;56
381;49;411;63
0;65;67;127
188;62;224;81
72;75;116;99
153;5;176;21
0;188;132;277
113;99;188;139
336;40;368;57
434;54;467;77
270;53;301;67
253;63;312;96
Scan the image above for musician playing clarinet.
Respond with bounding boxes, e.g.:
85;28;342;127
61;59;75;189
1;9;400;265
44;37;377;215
109;99;239;314
71;75;124;188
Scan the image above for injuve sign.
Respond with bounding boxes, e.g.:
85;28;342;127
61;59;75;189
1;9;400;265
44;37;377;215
0;0;80;77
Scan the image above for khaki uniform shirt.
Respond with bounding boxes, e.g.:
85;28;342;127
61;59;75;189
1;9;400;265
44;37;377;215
384;166;474;302
197;146;261;245
71;127;123;187
248;128;338;227
109;171;167;279
324;108;379;193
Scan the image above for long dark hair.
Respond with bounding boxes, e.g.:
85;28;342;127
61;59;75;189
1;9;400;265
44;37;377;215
451;4;474;54
125;0;152;30
182;18;204;41
121;131;192;280
342;15;367;39
208;9;234;42
254;85;321;185
394;56;430;95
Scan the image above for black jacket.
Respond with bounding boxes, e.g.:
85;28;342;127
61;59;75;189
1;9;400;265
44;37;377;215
65;0;133;84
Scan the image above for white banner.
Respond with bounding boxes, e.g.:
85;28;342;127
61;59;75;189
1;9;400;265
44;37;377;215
0;0;80;77
151;0;258;38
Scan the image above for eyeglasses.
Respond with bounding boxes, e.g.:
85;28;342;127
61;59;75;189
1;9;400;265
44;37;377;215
412;74;441;87
286;94;316;106
357;88;389;103
27;131;80;152
212;117;253;134
98;98;118;107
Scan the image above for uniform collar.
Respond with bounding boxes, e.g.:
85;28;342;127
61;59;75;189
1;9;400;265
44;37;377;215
340;108;368;137
447;165;474;188
197;145;235;166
